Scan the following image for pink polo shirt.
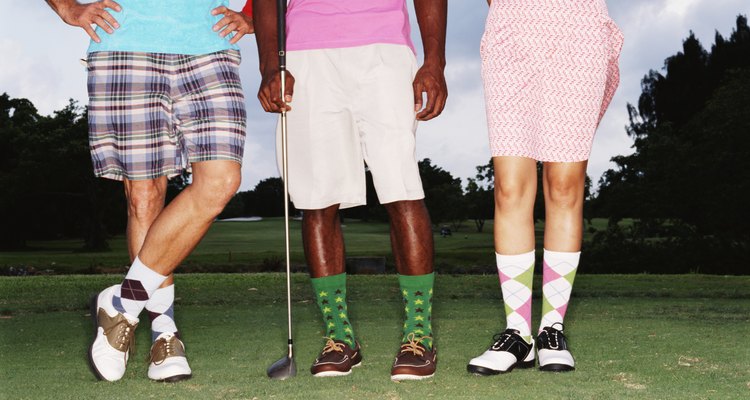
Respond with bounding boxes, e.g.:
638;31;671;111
285;0;415;53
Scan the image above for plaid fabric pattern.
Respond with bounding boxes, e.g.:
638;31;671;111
87;50;246;181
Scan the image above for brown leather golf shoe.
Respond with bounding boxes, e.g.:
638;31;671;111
390;334;437;381
310;339;362;377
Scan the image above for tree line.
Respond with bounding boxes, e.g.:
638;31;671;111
1;15;747;274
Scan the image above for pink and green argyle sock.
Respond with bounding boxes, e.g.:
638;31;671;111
398;273;434;350
311;273;356;348
497;251;535;343
539;249;580;331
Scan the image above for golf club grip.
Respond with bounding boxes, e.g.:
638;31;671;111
277;0;287;70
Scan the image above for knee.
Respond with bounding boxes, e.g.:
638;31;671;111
194;171;241;214
125;182;166;222
544;176;583;210
494;179;534;210
384;200;430;222
302;205;340;225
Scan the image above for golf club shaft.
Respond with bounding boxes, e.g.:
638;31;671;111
278;0;293;359
280;75;293;358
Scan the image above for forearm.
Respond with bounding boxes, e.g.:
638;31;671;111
413;0;447;69
253;0;280;74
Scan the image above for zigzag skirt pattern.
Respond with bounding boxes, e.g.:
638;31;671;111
481;0;623;162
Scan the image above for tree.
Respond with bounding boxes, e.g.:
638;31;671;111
592;16;750;273
464;178;493;232
0;94;126;250
418;158;466;230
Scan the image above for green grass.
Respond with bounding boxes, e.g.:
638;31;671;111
2;274;750;399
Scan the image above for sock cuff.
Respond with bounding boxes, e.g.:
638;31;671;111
311;272;346;289
146;284;174;312
543;249;581;265
398;272;435;289
495;250;535;267
127;257;168;293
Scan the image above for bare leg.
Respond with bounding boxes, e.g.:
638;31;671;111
123;177;173;287
542;161;587;251
493;156;538;254
137;160;241;275
383;200;434;275
302;205;345;278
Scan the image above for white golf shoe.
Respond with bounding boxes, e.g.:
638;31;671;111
467;329;535;375
88;285;139;381
147;332;192;382
537;324;575;372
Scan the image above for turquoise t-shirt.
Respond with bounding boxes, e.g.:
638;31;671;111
87;0;239;55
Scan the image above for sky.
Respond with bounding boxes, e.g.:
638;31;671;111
1;1;748;192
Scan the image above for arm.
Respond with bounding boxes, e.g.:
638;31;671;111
45;0;121;43
254;0;294;113
211;2;255;44
412;0;448;121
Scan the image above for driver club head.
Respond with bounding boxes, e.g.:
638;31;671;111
266;355;297;380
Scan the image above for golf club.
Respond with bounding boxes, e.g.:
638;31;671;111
266;0;297;380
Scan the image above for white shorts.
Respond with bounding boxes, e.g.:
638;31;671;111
278;44;425;210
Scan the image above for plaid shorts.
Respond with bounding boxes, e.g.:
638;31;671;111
87;50;246;181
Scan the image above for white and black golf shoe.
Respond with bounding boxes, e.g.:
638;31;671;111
537;324;575;372
467;329;535;375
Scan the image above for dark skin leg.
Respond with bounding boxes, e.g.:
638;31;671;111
302;200;434;278
384;200;434;276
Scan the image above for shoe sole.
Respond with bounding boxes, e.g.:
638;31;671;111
312;361;362;378
391;372;435;381
539;363;575;372
87;294;106;381
467;359;535;376
153;374;193;383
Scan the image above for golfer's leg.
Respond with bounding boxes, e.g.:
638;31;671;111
385;200;436;352
542;161;586;252
493;156;536;342
467;157;538;375
138;160;241;274
304;205;360;367
302;205;345;278
538;161;586;331
123;177;167;260
493;156;537;254
123;177;175;288
385;200;433;277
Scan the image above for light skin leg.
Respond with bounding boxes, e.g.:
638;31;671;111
492;156;537;254
542;161;587;252
123;176;173;287
492;157;587;254
137;160;241;275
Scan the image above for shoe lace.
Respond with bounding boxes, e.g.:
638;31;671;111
321;337;345;355
148;336;177;365
490;331;513;350
103;319;136;356
399;332;432;356
542;323;565;349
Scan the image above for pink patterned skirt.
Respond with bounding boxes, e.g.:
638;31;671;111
481;0;623;162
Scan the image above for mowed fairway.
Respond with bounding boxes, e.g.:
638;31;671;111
1;274;749;399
